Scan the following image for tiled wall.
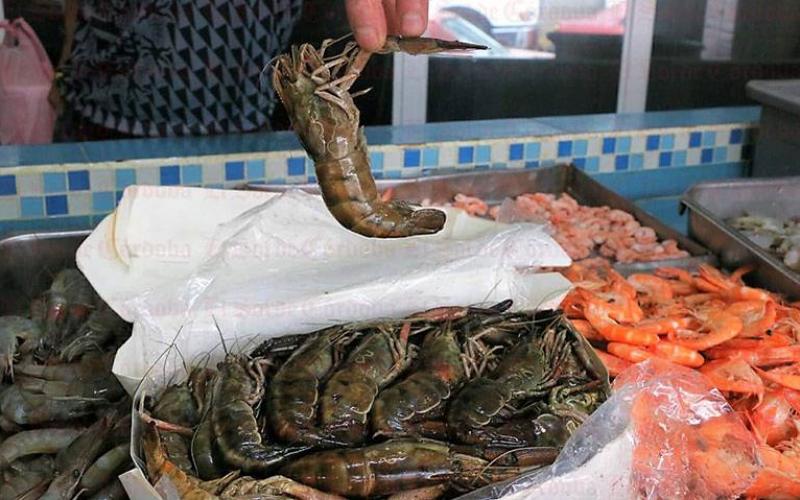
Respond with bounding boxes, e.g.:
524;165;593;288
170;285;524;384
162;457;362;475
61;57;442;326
0;121;755;233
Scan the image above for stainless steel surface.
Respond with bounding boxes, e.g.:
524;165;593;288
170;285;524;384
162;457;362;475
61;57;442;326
244;164;713;265
681;176;800;299
0;230;91;316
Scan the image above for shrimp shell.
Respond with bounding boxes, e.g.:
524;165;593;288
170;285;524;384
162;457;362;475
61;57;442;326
0;428;83;469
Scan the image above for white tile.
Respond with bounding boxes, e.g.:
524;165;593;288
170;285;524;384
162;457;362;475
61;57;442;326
402;167;422;178
383;147;405;171
716;129;730;146
0;198;19;220
89;169;114;191
137;167;160;185
586;137;602;156
265;156;286;179
508;160;525;170
674;132;690;150
644;151;660;169
490;140;508;162
687;148;702;166
599;155;615;173
68;192;92;215
438;144;457;167
540;140;557;160
202;162;225;184
727;144;743;161
16;173;43;195
631;135;647;154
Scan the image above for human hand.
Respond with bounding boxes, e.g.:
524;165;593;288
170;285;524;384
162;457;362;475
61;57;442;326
345;0;429;51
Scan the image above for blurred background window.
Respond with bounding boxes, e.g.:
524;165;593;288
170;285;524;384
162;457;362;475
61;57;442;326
6;0;800;136
647;0;800;110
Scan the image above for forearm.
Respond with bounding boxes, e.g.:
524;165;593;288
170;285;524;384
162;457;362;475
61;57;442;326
58;0;79;68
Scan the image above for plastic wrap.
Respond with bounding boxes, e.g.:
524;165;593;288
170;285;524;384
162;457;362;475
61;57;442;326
465;359;760;499
77;186;573;392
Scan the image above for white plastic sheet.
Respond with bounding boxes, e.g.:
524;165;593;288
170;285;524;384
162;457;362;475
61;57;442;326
77;185;572;394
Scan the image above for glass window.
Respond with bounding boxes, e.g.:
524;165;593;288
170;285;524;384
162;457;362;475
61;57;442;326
647;0;800;110
426;0;628;122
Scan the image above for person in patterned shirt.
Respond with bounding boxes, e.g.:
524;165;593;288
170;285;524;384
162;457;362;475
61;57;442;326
50;0;429;141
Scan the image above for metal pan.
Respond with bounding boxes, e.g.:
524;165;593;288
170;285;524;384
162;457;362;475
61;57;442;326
681;176;800;299
0;230;90;316
243;164;714;271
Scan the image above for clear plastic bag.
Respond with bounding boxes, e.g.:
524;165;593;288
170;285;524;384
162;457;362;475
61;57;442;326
465;359;760;499
77;187;573;392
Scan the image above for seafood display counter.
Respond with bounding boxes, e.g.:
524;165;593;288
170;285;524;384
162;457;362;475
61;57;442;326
247;164;715;274
682;176;800;299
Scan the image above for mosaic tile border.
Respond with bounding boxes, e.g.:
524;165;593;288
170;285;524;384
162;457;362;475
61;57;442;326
0;123;755;223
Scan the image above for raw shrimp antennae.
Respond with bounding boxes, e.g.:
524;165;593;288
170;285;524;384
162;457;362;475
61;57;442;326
133;325;184;396
212;315;228;356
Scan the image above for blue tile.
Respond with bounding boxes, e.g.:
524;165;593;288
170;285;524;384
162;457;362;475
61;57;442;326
714;147;728;163
45;195;68;216
20;197;43;217
476;145;491;163
44;172;67;193
404;149;421;168
631;153;644;170
458;146;474;164
702;131;716;147
182;164;203;184
0;175;16;195
160;165;181;185
115;169;136;190
370;152;384;170
661;134;675;150
491;162;507;170
729;128;743;145
646;135;660;151
245;160;265;180
557;140;573;157
225;161;245;181
673;150;687;166
67;170;90;191
287;157;305;176
525;142;540;160
617;137;631;153
92;192;115;213
475;164;490;171
602;137;616;154
525;160;540;169
689;132;702;148
573;140;588;157
422;148;439;167
307;175;317;183
586;156;600;172
116;191;124;204
385;170;403;179
659;152;673;167
573;157;586;170
509;143;524;161
593;162;745;200
701;148;714;164
615;155;630;171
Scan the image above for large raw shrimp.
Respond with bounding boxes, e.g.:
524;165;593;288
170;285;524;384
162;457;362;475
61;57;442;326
272;35;485;238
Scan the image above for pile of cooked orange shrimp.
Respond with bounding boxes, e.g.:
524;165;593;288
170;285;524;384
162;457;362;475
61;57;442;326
559;259;800;495
452;192;689;262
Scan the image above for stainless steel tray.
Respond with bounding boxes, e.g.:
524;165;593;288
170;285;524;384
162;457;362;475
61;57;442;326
681;176;800;299
0;230;91;316
244;164;714;271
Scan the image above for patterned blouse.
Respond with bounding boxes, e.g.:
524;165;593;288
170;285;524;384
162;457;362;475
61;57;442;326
64;0;303;137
